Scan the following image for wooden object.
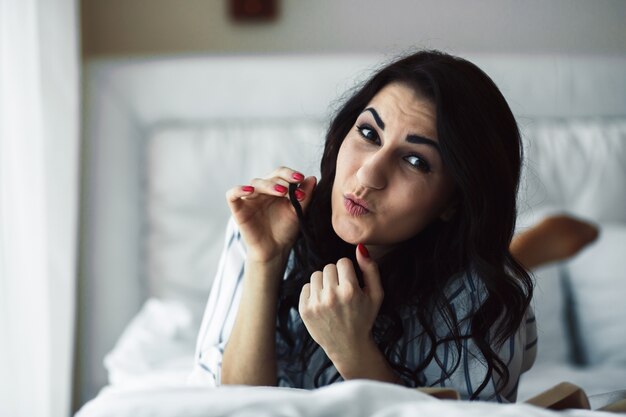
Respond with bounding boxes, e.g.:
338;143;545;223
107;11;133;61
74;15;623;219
524;382;591;410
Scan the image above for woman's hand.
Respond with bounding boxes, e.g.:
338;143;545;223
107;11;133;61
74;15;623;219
298;244;384;371
226;167;316;264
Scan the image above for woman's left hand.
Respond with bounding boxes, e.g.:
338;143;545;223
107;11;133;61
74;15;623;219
298;244;384;367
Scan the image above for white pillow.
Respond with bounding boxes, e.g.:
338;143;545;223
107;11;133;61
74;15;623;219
144;120;325;322
566;224;626;365
517;118;626;223
528;263;571;364
515;119;626;367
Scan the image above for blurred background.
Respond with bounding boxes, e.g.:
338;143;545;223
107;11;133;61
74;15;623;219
82;0;626;56
1;1;625;417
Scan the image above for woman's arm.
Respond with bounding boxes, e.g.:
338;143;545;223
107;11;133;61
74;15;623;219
219;168;317;386
189;219;291;386
220;257;286;385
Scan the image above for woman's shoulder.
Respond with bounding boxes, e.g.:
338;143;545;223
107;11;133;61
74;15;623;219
445;269;486;306
443;269;536;334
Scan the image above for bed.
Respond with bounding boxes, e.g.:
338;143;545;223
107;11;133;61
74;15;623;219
75;53;626;416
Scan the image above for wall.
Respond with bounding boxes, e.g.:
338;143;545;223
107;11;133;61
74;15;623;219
81;0;626;58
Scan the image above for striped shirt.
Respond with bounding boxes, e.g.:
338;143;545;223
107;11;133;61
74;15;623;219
189;217;537;402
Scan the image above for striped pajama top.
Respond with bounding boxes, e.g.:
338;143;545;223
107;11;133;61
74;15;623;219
189;217;537;402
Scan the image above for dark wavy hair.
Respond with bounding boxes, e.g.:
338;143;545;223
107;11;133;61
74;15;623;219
277;50;533;399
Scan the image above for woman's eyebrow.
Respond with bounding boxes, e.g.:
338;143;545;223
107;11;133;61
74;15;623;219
363;107;385;130
407;135;440;152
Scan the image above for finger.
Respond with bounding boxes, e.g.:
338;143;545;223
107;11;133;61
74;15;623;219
322;263;339;288
226;185;255;203
298;283;311;320
310;271;323;296
267;166;307;185
355;244;384;300
299;283;311;304
336;257;360;289
244;177;290;199
292;176;318;209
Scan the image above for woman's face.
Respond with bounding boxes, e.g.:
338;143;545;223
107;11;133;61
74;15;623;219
331;82;456;256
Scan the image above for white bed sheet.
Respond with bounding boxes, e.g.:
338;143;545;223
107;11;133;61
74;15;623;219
102;299;196;389
77;379;612;417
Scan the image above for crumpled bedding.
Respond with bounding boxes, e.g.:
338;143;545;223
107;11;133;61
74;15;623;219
75;379;607;417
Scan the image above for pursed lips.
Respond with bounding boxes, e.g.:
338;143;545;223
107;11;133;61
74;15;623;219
343;194;371;216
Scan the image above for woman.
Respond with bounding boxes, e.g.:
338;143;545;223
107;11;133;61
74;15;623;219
191;50;538;402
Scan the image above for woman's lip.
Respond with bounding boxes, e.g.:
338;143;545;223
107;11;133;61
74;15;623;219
345;194;370;210
344;194;371;216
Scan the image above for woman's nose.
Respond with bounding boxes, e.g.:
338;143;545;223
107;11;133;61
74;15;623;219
356;153;388;190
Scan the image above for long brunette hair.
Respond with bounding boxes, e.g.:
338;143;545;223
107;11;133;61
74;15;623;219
277;50;533;399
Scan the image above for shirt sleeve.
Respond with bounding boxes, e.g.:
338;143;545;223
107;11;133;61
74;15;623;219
408;272;537;403
188;217;246;386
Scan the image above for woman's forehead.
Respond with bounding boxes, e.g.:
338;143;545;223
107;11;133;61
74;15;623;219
369;82;432;107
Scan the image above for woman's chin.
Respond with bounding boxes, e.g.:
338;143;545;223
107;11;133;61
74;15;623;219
331;216;366;245
335;229;362;246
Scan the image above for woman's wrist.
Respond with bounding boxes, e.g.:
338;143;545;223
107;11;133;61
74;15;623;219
329;337;402;385
245;242;293;266
243;255;289;292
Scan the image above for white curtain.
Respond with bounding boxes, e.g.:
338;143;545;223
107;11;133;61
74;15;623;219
0;0;79;416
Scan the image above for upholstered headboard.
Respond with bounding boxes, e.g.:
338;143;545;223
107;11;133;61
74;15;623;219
79;53;626;402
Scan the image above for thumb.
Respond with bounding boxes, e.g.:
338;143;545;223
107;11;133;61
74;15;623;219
356;243;383;299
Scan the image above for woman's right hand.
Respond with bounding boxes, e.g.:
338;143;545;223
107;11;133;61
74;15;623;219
226;167;317;265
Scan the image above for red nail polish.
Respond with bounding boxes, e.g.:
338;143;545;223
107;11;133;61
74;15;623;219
358;243;370;258
294;189;305;200
274;184;288;193
242;185;254;193
292;172;305;181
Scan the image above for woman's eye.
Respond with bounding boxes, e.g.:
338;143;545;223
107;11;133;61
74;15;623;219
404;155;431;173
356;124;380;144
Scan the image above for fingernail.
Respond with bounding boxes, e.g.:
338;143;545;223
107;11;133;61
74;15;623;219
242;185;254;193
294;189;305;200
358;243;370;258
274;184;288;193
292;172;305;181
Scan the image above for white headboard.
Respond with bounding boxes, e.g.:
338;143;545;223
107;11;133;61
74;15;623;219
79;53;626;402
